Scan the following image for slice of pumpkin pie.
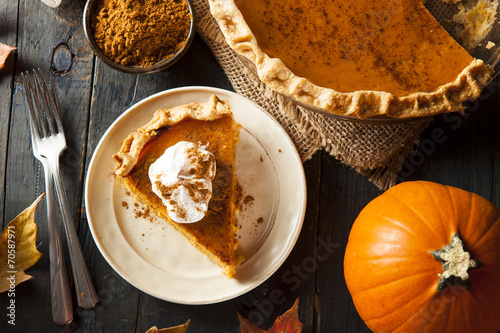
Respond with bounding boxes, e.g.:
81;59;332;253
113;95;242;278
209;0;493;118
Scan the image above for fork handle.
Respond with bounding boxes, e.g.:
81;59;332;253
51;160;99;309
44;166;73;325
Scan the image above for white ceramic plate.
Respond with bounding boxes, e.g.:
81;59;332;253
85;86;306;304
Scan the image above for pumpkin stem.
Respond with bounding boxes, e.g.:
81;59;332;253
430;233;482;292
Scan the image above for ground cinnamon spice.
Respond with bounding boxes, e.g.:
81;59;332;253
91;0;192;67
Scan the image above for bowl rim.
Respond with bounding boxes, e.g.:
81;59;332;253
82;0;196;75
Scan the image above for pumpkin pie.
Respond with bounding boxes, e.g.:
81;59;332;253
209;0;493;118
113;95;242;278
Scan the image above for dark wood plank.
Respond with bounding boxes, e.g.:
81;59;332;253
75;62;144;333
315;155;379;332
0;0;19;229
491;80;500;207
400;76;500;200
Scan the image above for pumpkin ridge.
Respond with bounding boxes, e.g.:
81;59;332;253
474;221;500;252
365;290;435;332
444;298;456;333
400;297;446;333
445;185;458;228
461;289;485;333
472;238;500;262
353;271;436;298
350;265;438;295
386;193;443;244
352;253;439;272
396;287;459;333
353;255;426;263
471;274;500;331
421;182;457;239
454;190;473;240
469;200;500;251
378;215;419;238
456;296;473;333
463;193;478;245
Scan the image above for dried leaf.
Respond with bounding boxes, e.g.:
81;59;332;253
0;43;16;71
238;313;265;333
0;194;44;293
145;320;190;333
238;298;303;333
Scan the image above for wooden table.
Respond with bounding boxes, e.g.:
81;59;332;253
1;1;499;332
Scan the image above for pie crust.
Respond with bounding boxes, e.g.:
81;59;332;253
113;95;242;278
209;0;493;119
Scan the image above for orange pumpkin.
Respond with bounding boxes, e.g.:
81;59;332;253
344;181;500;333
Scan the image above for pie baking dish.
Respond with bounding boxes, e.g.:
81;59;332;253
209;0;495;119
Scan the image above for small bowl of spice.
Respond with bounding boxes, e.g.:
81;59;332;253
83;0;195;74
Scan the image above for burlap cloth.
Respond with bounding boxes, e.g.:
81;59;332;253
193;0;433;189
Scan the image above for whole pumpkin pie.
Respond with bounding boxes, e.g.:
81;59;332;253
113;95;242;278
209;0;493;118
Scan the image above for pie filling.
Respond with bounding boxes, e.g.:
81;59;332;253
235;0;474;96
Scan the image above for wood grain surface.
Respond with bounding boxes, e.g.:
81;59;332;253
1;0;500;332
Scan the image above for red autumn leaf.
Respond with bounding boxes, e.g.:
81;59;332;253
0;43;16;71
238;298;303;333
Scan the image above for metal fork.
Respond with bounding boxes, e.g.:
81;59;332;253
21;69;99;311
22;70;73;325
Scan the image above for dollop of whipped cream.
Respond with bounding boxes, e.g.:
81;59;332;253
148;141;216;223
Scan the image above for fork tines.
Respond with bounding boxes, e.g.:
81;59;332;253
21;69;63;139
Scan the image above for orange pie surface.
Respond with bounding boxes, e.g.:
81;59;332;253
113;95;242;278
210;0;492;118
235;0;473;96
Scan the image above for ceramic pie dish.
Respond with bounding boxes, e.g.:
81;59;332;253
85;86;307;304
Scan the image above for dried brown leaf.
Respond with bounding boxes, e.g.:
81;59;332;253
0;43;16;71
145;320;190;333
238;298;303;333
0;194;44;293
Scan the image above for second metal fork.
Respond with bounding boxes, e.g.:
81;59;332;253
22;69;99;312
